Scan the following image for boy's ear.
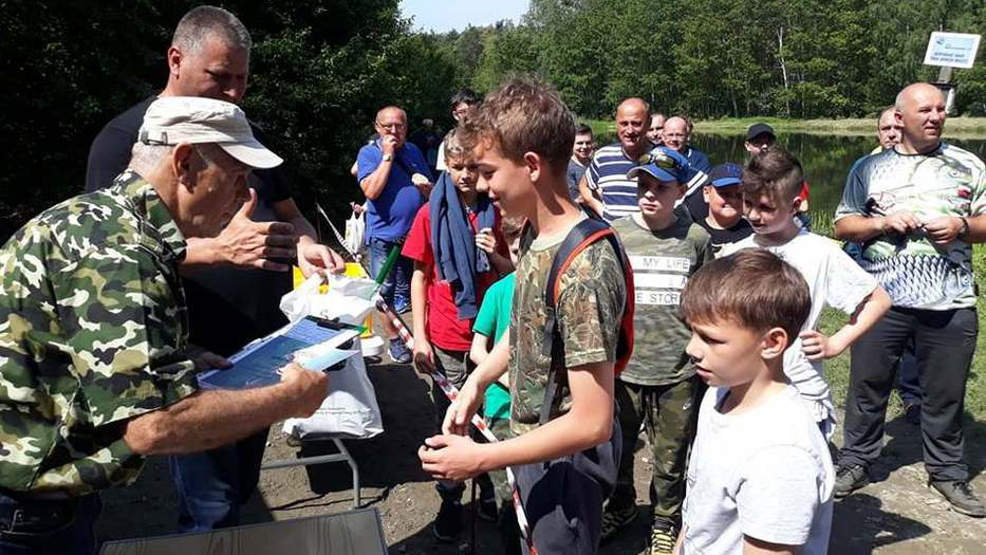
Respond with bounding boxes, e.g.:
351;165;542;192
791;195;803;214
523;151;541;182
760;326;789;360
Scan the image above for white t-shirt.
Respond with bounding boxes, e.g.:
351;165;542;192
682;385;834;554
722;231;878;426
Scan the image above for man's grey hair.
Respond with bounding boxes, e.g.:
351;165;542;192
129;142;174;174
172;5;252;54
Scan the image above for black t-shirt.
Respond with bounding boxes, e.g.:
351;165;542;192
86;96;294;356
694;217;754;258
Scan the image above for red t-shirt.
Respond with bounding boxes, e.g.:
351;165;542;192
401;204;508;351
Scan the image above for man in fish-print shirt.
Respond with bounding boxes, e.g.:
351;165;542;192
832;83;986;518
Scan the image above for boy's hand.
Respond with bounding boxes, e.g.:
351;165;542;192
475;228;496;254
412;337;435;373
443;376;483;436
799;330;846;361
418;434;486;481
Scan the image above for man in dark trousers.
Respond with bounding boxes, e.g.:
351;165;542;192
85;5;342;532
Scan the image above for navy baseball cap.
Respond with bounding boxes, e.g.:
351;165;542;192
707;163;743;188
628;147;691;183
745;123;775;141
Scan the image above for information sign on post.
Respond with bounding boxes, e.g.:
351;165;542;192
924;32;980;69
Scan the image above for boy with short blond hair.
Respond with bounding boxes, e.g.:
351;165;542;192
676;249;834;554
419;77;629;554
722;146;891;436
402;128;512;541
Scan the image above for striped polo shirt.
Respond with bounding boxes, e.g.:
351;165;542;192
587;143;708;222
585;143;641;222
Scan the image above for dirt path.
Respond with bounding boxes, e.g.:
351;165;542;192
97;359;986;554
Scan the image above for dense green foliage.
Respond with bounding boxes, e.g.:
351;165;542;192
3;0;986;239
0;0;459;239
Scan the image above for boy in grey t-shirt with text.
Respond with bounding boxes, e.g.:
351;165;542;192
675;249;834;554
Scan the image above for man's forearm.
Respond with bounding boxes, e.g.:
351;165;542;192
123;384;299;455
179;237;223;270
833;215;885;242
360;161;393;200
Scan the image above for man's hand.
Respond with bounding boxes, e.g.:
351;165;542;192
186;344;231;371
411;173;433;197
419;434;486;482
799;330;846;361
443;376;483;436
279;363;329;418
216;188;297;271
381;135;399;156
297;242;346;278
475;228;497;254
880;210;921;235
923;216;964;245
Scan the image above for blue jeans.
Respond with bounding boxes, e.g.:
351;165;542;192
368;237;411;308
168;429;269;533
0;493;100;555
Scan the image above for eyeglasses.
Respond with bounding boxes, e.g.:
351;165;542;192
638;151;681;169
375;122;406;131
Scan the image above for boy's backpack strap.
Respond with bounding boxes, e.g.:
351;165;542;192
537;215;635;425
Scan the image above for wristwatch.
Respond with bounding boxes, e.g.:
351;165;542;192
382;153;393;162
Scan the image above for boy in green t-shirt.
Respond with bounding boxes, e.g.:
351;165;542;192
604;148;712;555
469;216;524;553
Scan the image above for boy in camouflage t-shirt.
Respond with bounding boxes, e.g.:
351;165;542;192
418;78;628;554
604;148;712;554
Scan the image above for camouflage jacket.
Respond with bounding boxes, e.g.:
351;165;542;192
508;219;626;436
0;171;198;496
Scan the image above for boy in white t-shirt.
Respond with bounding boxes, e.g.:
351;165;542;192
675;249;834;554
722;146;891;436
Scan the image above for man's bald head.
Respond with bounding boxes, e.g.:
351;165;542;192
615;98;651;155
375;106;408;147
376;106;407;123
894;83;946;153
662;116;689;152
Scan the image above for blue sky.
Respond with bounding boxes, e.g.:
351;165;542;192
399;0;530;33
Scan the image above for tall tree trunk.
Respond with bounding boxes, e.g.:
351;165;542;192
777;25;790;116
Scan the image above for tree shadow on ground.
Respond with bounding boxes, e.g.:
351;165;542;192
830;493;932;553
872;411;986;483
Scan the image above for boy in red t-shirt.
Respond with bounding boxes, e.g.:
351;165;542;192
402;128;513;541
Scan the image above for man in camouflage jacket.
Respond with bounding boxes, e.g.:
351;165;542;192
0;97;331;554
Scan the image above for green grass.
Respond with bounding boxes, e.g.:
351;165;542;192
582;117;986;139
819;244;986;425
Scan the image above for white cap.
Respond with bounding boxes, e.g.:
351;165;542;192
138;96;283;169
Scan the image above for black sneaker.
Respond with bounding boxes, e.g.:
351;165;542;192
833;463;870;498
929;480;986;518
432;498;464;542
601;505;637;543
649;518;679;555
388;338;412;364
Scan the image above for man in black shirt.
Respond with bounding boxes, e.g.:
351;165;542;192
85;6;342;533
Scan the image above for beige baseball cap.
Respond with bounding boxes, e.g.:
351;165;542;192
138;96;283;169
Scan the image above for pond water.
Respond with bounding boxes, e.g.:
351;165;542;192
688;133;986;223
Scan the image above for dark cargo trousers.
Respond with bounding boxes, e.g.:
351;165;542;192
840;306;976;482
608;376;702;523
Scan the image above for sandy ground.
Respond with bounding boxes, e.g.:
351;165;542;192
97;357;986;554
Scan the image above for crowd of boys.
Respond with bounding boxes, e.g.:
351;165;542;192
1;5;984;555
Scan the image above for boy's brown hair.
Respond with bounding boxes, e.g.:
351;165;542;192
457;76;575;173
680;249;810;344
742;145;804;204
499;216;526;243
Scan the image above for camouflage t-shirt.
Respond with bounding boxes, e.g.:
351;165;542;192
611;214;711;386
835;143;986;310
509;216;627;436
0;171;198;496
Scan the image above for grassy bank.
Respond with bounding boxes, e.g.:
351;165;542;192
583;117;986;139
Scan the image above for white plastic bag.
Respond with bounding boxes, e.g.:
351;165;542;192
278;275;383;439
343;208;365;258
279;274;377;326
